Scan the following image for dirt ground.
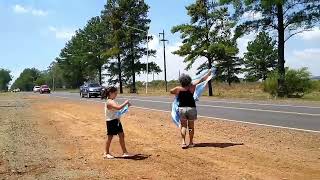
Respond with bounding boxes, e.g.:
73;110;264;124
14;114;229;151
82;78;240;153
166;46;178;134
0;93;319;180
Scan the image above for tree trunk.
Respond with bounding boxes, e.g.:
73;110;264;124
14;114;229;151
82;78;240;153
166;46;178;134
98;65;102;85
117;54;123;94
208;58;213;96
130;38;136;93
204;0;213;96
277;4;286;97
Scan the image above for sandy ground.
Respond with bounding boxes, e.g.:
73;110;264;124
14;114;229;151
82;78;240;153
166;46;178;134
0;93;319;180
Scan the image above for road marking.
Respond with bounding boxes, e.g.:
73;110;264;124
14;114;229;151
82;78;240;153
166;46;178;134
49;94;320;133
130;106;320;134
120;95;320;109
117;98;320;116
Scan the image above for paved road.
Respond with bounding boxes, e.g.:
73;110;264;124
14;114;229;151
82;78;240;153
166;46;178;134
49;92;320;133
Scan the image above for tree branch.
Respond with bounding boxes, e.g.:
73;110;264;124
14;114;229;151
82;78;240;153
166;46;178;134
285;29;309;42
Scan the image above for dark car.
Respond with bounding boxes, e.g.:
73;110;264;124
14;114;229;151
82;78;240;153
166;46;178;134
80;83;102;98
40;85;51;94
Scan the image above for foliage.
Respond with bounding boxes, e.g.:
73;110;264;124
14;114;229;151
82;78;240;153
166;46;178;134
0;69;12;91
244;32;277;81
221;0;320;96
11;68;42;91
172;0;239;94
263;67;313;97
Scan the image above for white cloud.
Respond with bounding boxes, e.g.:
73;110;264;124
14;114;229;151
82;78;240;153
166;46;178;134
12;4;48;16
13;4;28;14
237;33;256;57
242;11;262;20
49;26;76;40
298;27;320;41
293;48;320;61
31;9;48;16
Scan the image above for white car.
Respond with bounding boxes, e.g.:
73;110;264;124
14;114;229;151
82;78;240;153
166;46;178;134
33;86;41;93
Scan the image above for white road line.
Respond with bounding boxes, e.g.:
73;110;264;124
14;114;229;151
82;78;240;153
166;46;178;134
120;95;320;109
49;94;320;133
117;98;320;116
130;106;320;134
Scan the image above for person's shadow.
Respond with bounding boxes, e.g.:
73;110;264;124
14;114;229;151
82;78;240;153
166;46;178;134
193;142;244;148
116;154;151;160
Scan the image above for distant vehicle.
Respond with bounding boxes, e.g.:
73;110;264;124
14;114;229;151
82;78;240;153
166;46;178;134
80;83;102;98
33;86;41;93
12;88;20;93
39;85;51;94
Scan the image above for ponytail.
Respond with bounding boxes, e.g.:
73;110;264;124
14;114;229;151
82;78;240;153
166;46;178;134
101;86;117;100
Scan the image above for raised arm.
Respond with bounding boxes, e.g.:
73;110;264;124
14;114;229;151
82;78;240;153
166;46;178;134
170;87;180;95
192;70;211;86
107;100;129;110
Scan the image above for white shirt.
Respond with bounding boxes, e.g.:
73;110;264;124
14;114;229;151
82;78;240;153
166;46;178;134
105;99;120;121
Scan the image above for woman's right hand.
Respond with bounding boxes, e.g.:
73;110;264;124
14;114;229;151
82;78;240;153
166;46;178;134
124;100;129;105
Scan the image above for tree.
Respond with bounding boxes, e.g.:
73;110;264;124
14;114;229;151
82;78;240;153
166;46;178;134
101;0;126;93
0;69;12;91
101;0;157;93
172;0;236;96
220;0;320;96
56;30;89;88
82;16;110;85
214;40;242;85
244;32;277;81
11;68;41;91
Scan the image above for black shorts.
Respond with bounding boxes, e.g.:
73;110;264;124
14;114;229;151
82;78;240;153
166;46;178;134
106;119;123;135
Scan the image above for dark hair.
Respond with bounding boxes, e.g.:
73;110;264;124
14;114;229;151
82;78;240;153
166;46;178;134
179;74;192;87
101;86;118;99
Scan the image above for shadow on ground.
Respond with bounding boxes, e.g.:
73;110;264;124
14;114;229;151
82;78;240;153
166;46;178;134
116;154;151;160
194;143;244;148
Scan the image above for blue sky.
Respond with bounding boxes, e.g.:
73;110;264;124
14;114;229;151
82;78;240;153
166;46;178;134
1;0;320;84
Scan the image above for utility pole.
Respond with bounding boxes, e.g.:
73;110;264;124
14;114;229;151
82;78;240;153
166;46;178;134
159;30;168;92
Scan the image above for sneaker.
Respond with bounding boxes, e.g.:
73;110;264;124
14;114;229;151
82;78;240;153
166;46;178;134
122;153;134;158
103;153;115;159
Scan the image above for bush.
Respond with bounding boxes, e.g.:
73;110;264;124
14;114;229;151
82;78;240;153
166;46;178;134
263;71;279;97
263;67;313;97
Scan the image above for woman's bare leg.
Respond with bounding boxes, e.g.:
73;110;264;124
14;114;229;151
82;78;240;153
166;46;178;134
188;120;195;145
180;119;188;147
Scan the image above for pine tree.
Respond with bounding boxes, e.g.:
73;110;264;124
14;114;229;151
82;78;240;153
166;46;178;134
244;32;277;81
220;0;320;96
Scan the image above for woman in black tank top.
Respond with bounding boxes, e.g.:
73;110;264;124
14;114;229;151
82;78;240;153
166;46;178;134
170;71;211;149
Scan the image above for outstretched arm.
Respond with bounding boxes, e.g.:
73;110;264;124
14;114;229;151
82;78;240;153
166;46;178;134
192;70;211;86
107;100;129;110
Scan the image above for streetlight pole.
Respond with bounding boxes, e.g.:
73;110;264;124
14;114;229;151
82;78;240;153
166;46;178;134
159;30;168;92
124;24;149;94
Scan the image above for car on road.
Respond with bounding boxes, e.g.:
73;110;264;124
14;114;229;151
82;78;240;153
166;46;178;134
80;83;102;98
39;85;51;94
12;88;21;93
33;86;41;93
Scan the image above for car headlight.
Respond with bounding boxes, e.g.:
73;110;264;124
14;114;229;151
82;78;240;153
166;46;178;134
89;88;94;91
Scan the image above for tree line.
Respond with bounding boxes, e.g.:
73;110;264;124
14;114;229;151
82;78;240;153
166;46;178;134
8;0;320;97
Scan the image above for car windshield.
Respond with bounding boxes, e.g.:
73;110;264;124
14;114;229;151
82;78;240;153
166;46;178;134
42;85;48;88
34;86;40;88
89;83;100;87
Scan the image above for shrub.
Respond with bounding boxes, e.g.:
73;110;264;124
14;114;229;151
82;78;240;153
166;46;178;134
263;71;279;97
263;67;313;97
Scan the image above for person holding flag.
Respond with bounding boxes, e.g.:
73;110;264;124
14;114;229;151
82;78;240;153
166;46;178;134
170;69;213;149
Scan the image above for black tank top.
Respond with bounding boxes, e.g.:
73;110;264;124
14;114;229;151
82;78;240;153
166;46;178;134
178;90;196;107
